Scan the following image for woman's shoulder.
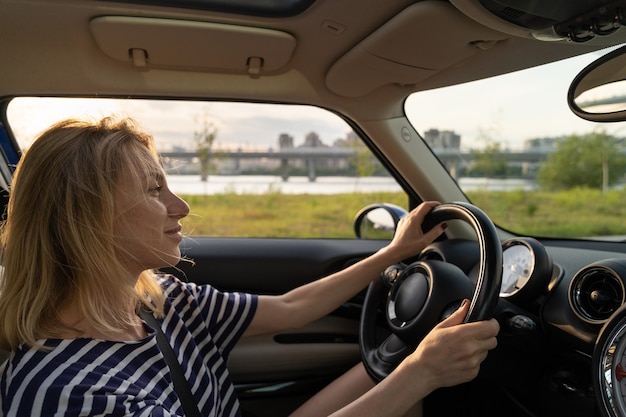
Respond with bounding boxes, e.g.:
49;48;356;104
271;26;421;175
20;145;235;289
155;272;178;286
156;273;243;303
155;273;198;290
156;273;256;319
156;273;204;298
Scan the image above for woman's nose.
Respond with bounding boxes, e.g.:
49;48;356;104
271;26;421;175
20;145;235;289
168;192;190;219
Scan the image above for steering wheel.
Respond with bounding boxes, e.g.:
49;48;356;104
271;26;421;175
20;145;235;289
360;202;503;381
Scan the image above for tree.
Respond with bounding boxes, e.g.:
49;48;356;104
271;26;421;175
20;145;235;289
537;130;626;191
468;142;508;178
194;114;218;182
350;142;377;178
337;133;378;178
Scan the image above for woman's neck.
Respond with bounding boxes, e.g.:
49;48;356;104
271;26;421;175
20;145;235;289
56;301;148;341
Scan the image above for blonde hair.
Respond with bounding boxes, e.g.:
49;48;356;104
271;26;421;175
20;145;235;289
0;117;166;350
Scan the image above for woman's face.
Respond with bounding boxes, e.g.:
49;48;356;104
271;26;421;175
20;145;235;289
114;156;190;275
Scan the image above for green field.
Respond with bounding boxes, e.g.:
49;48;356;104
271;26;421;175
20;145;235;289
468;188;626;238
180;188;626;239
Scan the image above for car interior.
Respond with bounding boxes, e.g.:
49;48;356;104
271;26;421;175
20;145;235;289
4;0;626;416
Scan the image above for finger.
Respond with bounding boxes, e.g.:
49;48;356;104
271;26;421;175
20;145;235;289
470;328;499;351
436;299;469;329
396;202;443;240
422;221;447;242
414;201;445;237
414;201;441;220
462;318;500;339
397;202;438;229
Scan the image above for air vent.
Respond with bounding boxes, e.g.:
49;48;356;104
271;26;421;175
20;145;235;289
570;266;625;324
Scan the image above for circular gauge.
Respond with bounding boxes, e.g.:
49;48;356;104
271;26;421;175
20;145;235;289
501;241;533;296
500;237;553;302
594;307;626;417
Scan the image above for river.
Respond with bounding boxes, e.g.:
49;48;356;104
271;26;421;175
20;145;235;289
167;175;536;195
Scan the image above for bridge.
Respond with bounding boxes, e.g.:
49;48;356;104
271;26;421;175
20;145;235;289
430;148;548;178
160;147;549;180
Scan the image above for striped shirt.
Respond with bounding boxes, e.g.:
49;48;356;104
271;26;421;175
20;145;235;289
0;274;258;417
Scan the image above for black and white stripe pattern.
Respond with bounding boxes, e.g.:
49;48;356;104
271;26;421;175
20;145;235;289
0;275;258;417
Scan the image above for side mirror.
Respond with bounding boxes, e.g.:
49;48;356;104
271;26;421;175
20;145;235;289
568;44;626;122
353;203;408;239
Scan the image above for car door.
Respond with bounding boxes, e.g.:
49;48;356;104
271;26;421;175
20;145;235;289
165;237;387;416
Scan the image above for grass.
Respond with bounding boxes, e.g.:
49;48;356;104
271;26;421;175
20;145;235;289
179;188;626;239
181;191;408;237
467;188;626;238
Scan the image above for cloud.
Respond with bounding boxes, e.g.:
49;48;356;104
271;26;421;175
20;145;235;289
7;98;352;151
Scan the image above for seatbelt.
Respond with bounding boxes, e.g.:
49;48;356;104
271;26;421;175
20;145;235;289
139;309;202;417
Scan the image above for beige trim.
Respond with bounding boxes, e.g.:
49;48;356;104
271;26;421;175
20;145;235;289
89;16;296;75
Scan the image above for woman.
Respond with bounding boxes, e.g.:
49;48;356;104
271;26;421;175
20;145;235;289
0;117;499;416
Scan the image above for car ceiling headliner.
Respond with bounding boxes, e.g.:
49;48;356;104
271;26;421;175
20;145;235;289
1;0;625;121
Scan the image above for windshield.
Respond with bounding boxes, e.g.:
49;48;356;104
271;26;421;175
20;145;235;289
405;48;626;241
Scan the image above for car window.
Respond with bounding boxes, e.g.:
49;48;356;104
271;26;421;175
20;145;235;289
6;98;406;238
405;48;626;241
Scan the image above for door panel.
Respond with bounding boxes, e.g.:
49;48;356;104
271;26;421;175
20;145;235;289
230;316;361;382
167;237;387;293
161;237;388;414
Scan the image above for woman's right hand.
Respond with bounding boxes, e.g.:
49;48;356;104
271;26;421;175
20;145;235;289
401;299;500;394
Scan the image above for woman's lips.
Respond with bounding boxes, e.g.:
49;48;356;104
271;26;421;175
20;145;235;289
165;225;183;240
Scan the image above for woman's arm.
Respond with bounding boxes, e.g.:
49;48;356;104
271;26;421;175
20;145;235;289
244;201;445;337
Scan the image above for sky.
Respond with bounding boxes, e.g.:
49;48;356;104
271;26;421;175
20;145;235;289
7;46;625;152
405;47;624;151
7;99;353;152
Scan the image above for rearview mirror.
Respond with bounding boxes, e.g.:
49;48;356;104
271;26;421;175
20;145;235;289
353;203;407;239
568;44;626;122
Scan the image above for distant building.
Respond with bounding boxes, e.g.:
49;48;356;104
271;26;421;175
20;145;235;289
279;133;294;149
303;131;326;148
423;129;461;150
524;137;561;152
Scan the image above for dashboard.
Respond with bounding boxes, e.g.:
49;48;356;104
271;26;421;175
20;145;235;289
418;237;626;346
411;236;626;417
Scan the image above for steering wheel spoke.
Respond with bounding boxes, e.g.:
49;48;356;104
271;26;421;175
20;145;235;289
363;334;413;379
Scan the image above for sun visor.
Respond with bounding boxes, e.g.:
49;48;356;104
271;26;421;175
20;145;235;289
325;1;507;97
89;16;296;76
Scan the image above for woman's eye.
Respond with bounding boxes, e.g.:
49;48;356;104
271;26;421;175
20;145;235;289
149;185;163;195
